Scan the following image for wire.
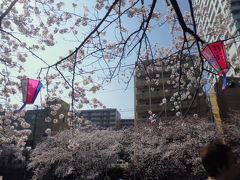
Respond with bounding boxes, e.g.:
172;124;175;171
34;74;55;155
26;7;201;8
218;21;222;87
86;87;134;95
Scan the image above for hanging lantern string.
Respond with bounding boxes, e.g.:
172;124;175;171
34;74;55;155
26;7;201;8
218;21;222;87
208;33;240;44
222;34;240;42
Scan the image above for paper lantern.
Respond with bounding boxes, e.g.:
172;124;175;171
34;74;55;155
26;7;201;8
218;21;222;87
201;41;228;90
16;78;43;112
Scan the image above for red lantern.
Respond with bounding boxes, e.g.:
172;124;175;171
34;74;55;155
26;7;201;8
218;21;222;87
201;41;228;90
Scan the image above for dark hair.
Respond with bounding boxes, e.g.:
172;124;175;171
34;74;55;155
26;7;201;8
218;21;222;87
200;141;235;178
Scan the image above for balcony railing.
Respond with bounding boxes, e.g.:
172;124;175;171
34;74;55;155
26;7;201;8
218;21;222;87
136;90;176;100
135;100;199;112
135;79;168;88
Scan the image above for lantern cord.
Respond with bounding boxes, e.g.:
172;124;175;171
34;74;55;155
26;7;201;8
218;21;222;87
14;103;26;113
40;90;43;108
203;68;218;75
221;34;240;42
222;74;227;90
37;76;43;108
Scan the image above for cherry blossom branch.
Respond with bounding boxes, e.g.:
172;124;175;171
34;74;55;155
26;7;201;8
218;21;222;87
111;0;157;80
71;50;78;112
169;0;205;44
0;0;18;28
0;29;50;66
95;31;112;77
43;0;120;70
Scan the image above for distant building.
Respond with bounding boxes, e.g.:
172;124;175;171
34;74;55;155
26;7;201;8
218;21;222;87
25;99;70;147
79;109;121;129
134;58;209;124
118;119;134;129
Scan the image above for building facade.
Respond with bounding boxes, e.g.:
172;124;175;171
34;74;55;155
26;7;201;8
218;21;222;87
118;119;134;129
24;99;70;147
78;109;121;129
134;58;208;124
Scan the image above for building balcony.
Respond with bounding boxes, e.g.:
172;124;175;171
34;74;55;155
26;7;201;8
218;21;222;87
231;5;240;11
135;104;170;112
232;13;240;20
136;90;176;100
135;100;199;113
135;70;172;78
135;79;168;88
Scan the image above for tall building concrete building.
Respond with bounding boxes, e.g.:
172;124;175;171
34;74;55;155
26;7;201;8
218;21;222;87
134;58;208;124
78;108;121;129
25;99;70;146
194;0;240;77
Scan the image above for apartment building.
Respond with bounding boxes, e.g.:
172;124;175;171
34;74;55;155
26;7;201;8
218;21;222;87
134;58;208;124
78;108;121;129
24;99;70;146
118;118;134;128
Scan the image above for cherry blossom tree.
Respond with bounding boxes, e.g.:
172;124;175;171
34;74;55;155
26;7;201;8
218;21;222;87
28;126;127;179
28;115;240;179
129;115;240;179
127;117;219;179
0;110;31;160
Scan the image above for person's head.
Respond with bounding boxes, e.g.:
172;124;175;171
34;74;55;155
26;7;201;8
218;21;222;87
200;140;236;178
